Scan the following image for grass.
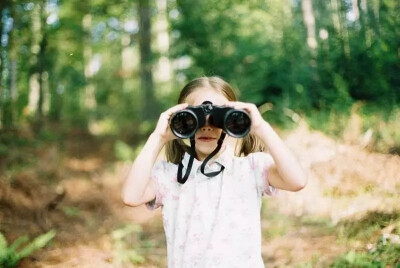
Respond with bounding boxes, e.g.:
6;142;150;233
330;235;400;267
299;211;400;267
305;102;400;154
262;197;400;266
360;105;400;154
336;211;400;241
1;104;399;267
323;183;376;199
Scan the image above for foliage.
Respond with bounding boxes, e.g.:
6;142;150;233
114;139;135;161
360;105;400;154
111;224;145;266
330;211;400;267
337;211;400;240
61;206;81;217
306;109;350;138
0;230;56;268
330;234;400;267
0;0;398;148
168;0;399;150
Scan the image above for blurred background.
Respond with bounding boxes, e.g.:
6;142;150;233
0;0;399;267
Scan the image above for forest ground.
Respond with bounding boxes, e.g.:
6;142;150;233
1;121;399;268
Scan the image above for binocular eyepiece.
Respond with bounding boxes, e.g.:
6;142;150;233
170;101;251;139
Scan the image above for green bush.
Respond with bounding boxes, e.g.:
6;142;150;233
0;230;56;268
331;234;400;267
112;224;145;266
114;140;135;162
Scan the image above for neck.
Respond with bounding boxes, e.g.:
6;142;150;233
196;144;229;162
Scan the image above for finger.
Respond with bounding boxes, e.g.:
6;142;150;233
160;104;188;120
226;101;253;111
166;103;188;115
225;101;242;109
224;101;235;107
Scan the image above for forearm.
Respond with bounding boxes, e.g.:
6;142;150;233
121;133;165;205
258;122;307;191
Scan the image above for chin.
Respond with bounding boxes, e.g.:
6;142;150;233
200;143;217;151
196;148;214;159
198;148;214;155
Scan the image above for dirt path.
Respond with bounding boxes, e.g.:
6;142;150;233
1;123;399;267
261;122;400;266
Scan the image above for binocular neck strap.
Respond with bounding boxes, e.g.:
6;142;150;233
177;132;226;184
200;132;226;177
177;138;196;184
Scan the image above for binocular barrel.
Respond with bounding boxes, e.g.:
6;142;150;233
170;102;251;139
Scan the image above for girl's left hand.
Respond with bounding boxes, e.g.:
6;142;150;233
225;101;266;137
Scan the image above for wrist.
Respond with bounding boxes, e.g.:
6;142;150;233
253;121;275;144
149;132;168;148
253;120;271;136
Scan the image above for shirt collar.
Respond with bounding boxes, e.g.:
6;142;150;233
213;146;233;170
180;145;233;172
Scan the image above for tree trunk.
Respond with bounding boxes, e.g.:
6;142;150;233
301;0;317;51
331;0;340;33
357;0;369;47
37;0;47;120
83;13;97;111
366;0;380;38
352;0;359;21
9;1;17;126
338;0;351;57
331;0;350;58
139;0;157;121
1;1;13;128
154;0;171;85
28;2;41;116
0;2;4;128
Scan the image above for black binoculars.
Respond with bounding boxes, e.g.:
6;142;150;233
170;101;251;139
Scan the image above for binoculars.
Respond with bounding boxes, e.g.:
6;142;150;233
170;101;251;139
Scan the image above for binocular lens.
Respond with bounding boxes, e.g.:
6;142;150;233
170;111;198;138
170;103;251;139
225;111;251;137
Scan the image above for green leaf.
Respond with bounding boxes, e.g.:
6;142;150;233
0;232;8;249
8;236;29;252
344;251;356;263
16;230;56;259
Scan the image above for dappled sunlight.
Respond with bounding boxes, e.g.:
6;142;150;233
0;0;398;266
65;158;104;173
1;121;399;267
259;121;400;266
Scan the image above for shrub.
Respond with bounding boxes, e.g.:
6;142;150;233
0;230;56;268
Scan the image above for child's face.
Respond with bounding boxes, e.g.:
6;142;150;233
185;88;229;161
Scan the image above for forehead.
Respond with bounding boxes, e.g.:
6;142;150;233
185;87;228;106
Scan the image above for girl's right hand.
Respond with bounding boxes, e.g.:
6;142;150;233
152;103;188;143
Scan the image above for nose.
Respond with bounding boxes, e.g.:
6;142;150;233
200;115;213;131
201;125;213;132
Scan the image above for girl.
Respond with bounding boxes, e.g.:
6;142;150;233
122;76;307;267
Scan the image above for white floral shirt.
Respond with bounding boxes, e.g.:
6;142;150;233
147;148;277;268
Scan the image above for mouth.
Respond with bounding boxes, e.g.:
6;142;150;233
197;136;216;142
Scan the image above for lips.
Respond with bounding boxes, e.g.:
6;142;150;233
198;136;216;142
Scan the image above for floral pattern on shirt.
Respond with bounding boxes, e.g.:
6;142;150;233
147;149;277;268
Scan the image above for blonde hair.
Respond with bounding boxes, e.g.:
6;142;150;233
165;76;264;163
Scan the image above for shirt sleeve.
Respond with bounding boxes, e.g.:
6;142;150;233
250;152;278;197
146;160;169;210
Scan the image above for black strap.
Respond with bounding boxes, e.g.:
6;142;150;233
200;133;226;177
177;138;196;184
177;133;226;184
